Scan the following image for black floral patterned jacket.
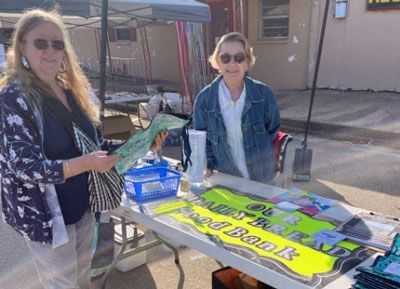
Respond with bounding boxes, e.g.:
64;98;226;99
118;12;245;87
0;81;66;244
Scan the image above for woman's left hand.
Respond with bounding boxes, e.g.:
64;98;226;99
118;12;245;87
150;130;168;151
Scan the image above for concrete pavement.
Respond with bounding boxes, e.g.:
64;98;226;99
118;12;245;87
276;89;400;148
1;88;400;289
93;246;221;289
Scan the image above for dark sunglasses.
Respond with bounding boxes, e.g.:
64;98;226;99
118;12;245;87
32;39;65;51
219;52;247;64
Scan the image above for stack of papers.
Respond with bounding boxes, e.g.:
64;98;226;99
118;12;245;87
352;233;400;289
268;188;337;215
336;212;400;251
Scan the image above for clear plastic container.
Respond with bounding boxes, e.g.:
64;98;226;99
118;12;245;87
185;129;206;185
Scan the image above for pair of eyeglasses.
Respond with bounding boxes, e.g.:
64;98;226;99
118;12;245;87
32;39;65;51
219;52;246;64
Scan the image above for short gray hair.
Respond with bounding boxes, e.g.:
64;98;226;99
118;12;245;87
208;32;256;70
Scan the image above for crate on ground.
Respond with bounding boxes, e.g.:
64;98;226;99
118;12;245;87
124;166;181;202
114;224;146;272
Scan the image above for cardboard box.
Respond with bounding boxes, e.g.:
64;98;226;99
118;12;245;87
103;114;136;140
139;102;152;120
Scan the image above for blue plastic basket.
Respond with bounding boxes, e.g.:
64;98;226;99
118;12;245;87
124;166;181;202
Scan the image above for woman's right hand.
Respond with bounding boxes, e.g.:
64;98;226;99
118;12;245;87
85;151;118;173
64;151;119;179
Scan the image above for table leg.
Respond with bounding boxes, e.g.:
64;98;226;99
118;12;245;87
98;215;180;289
98;216;129;289
153;231;180;264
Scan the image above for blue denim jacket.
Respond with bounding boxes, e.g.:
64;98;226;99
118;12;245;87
193;76;280;182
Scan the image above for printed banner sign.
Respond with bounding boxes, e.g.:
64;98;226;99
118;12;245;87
151;187;374;288
368;0;400;10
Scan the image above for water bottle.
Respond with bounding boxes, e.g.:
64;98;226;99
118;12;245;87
185;129;206;189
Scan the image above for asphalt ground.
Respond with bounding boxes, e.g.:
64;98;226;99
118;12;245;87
276;89;400;149
1;88;400;289
1;133;399;289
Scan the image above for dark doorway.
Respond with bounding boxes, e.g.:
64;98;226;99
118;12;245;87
207;0;235;52
0;29;13;49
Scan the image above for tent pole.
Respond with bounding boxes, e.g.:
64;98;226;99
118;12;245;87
303;0;330;145
292;0;330;182
99;0;109;122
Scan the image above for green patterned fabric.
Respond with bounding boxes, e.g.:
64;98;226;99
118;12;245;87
112;113;189;174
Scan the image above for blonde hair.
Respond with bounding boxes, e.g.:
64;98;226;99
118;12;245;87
0;9;99;123
208;32;256;70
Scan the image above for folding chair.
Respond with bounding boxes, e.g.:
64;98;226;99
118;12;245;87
273;131;294;187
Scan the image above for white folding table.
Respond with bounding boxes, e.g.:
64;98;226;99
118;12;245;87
105;94;151;129
109;172;379;289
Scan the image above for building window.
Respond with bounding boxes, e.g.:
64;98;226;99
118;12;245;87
260;0;290;39
116;28;130;41
108;28;137;42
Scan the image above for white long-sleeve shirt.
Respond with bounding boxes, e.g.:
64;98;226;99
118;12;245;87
218;80;249;179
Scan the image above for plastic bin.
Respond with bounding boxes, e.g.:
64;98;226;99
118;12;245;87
124;166;181;202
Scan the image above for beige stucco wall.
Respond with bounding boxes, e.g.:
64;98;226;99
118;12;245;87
146;25;180;84
68;24;179;85
317;1;400;92
247;0;313;90
69;29;99;72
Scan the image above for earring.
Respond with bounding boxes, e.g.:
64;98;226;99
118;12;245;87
21;56;30;69
59;60;67;73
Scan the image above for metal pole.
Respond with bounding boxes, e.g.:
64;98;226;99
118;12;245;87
239;0;244;34
99;0;108;122
303;0;330;145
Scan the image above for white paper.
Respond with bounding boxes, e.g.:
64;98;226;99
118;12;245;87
311;229;347;246
384;262;400;277
311;193;337;210
275;201;301;212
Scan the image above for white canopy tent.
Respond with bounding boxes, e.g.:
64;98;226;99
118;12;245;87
0;0;210;117
0;0;210;29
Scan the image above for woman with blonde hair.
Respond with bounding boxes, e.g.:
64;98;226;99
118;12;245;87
193;32;280;182
0;9;164;289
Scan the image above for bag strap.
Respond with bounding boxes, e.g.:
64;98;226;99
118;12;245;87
159;112;193;172
181;125;192;172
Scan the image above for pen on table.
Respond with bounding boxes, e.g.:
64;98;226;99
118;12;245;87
369;211;399;221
